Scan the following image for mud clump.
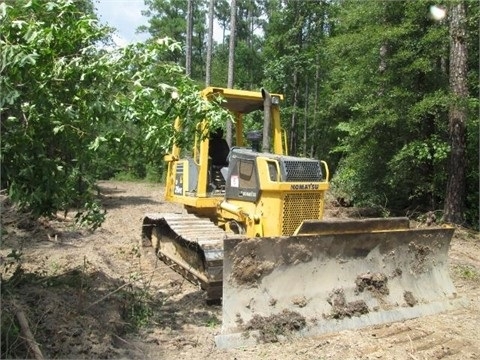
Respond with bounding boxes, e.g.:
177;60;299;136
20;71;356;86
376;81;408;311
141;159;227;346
230;255;275;286
404;291;418;307
282;243;312;265
391;268;403;278
355;272;389;296
409;242;432;274
228;239;277;286
244;309;307;343
292;296;308;308
327;288;369;319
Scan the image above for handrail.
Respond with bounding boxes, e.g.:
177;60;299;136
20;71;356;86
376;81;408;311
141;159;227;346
321;160;330;182
282;128;288;156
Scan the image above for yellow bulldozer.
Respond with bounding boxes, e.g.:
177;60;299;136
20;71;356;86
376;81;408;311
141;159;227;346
142;87;461;348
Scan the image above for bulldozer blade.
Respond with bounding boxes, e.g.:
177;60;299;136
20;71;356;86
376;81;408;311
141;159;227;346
294;217;410;235
216;223;465;348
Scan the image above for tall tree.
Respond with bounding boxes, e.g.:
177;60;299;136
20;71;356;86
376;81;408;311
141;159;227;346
263;0;330;156
208;0;265;90
261;0;478;226
235;0;267;89
215;0;231;45
205;0;214;85
185;0;193;76
444;1;468;224
141;0;207;82
322;1;452;211
226;0;237;145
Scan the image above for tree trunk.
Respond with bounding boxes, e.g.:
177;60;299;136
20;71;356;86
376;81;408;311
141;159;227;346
226;0;237;146
205;0;214;86
444;1;468;225
310;53;320;158
311;54;320;158
303;80;309;157
289;70;299;156
14;302;44;360
185;0;193;77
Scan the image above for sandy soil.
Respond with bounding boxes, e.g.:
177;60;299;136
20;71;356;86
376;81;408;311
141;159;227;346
1;180;479;359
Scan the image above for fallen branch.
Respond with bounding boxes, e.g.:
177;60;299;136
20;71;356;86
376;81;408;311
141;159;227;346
85;267;159;310
85;281;133;310
86;243;183;310
113;334;145;355
14;302;44;360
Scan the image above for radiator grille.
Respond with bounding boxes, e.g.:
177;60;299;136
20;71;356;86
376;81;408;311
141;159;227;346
282;192;323;236
283;160;322;182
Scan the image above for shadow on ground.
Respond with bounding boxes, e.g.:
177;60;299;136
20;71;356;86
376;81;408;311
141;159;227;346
98;183;162;210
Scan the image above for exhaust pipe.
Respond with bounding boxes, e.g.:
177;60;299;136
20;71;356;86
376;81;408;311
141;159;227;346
261;88;272;153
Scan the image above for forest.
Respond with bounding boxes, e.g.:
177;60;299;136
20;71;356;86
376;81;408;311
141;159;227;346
1;0;478;228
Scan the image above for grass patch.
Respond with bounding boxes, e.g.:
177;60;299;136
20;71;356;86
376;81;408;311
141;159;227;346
454;264;480;281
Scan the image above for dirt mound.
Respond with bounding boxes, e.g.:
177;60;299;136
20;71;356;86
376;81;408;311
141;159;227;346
1;192;161;358
326;288;369;319
244;309;307;343
2;270;129;358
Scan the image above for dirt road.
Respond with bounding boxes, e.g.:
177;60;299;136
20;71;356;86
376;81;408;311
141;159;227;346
1;180;479;359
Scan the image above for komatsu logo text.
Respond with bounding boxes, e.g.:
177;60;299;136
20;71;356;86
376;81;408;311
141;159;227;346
290;184;319;190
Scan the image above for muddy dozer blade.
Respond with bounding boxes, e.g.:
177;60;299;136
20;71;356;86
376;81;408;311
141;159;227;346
216;219;464;348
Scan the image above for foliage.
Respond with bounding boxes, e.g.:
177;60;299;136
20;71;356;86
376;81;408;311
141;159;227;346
1;0;112;218
0;0;231;227
74;201;106;231
262;0;333;158
140;0;267;90
140;0;208;82
324;0;478;221
465;99;479;227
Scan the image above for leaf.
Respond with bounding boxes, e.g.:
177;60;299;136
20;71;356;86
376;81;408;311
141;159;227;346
89;136;107;151
53;125;65;134
45;2;57;11
0;2;8;19
12;20;28;29
3;90;20;106
20;53;37;66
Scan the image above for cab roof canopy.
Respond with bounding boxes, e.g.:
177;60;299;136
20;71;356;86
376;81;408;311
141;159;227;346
201;87;283;114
